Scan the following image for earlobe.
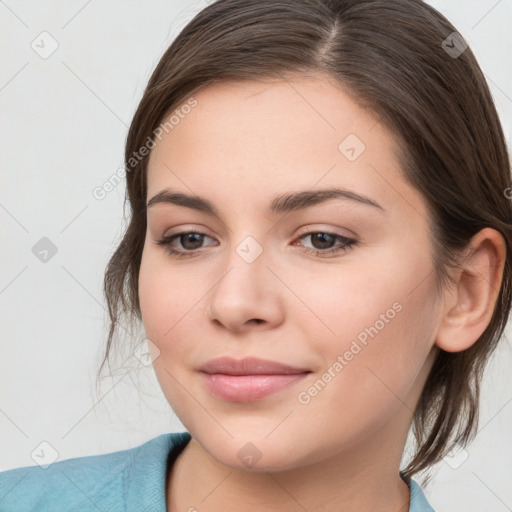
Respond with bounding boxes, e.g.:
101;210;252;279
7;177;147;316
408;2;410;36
435;228;506;353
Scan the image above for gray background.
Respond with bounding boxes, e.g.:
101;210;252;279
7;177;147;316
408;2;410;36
1;1;511;510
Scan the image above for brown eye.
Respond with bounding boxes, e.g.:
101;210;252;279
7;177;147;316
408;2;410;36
308;233;336;250
156;230;218;258
179;233;205;250
293;231;357;258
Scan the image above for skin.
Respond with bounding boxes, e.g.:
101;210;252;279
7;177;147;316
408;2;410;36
138;73;505;512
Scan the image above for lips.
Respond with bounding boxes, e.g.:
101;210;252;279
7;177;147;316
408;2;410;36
199;356;310;376
199;357;311;402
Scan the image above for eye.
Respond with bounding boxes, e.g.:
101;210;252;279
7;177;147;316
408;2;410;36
292;230;357;257
156;230;217;258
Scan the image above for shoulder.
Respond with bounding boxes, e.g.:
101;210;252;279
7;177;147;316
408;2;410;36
0;431;191;512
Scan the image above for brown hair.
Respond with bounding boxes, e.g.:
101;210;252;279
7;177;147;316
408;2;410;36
100;0;512;482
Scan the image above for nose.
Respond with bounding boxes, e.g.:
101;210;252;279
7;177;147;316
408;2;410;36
205;245;285;334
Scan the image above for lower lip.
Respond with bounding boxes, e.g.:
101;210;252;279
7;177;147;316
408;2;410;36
201;373;309;402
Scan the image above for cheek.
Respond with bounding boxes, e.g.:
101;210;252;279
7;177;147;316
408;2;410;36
138;248;204;342
346;299;429;388
138;252;202;410
281;257;410;346
288;246;438;397
293;296;436;449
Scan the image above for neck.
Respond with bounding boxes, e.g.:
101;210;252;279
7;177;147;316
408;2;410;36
167;425;411;512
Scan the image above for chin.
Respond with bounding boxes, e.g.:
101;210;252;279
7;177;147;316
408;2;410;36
193;429;306;472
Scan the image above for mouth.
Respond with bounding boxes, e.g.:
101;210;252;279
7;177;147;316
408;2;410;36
199;357;311;402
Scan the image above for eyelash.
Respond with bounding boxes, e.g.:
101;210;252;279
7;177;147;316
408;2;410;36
155;229;357;259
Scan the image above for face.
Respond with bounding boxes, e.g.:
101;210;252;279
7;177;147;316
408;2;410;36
139;74;443;472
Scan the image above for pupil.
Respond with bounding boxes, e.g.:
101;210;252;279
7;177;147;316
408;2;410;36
312;233;334;249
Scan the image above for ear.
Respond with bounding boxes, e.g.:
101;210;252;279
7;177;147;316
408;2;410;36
436;227;506;353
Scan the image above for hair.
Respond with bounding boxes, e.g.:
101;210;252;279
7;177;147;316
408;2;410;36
99;0;512;483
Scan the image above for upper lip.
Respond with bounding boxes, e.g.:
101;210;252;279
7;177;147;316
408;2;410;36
199;357;311;376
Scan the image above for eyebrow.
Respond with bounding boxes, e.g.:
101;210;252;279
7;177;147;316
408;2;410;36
146;187;384;215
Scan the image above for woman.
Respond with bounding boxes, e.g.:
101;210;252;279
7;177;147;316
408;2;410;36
1;0;510;510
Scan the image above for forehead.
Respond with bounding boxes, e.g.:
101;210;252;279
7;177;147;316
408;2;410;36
145;75;424;221
150;75;382;167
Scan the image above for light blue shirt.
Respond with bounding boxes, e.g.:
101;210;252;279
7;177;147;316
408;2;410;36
0;431;435;511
